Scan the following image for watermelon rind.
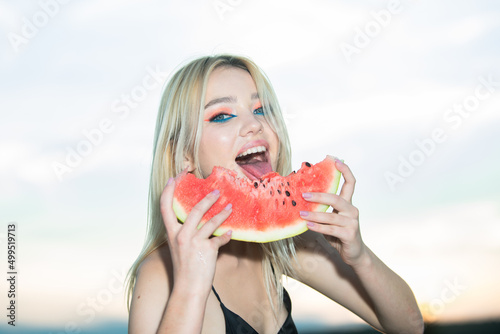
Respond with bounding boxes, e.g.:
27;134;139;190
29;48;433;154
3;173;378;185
211;219;309;243
171;156;342;243
172;197;189;223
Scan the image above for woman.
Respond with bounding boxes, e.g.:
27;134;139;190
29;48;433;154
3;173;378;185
126;54;424;333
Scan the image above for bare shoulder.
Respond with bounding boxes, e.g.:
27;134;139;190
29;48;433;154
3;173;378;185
129;244;173;334
137;244;173;282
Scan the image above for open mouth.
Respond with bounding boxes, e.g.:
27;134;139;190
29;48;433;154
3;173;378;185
235;145;273;180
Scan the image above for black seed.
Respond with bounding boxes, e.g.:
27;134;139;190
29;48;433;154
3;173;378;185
285;190;290;197
287;181;290;186
283;200;285;205
277;189;282;195
305;162;311;167
263;183;266;188
270;190;273;196
292;200;296;206
254;182;258;188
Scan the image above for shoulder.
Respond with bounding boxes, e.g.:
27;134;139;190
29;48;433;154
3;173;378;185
137;244;173;283
129;244;173;333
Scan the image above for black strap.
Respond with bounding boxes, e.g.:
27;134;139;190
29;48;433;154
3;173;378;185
212;286;222;303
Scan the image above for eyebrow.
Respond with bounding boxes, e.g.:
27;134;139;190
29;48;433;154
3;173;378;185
204;93;259;109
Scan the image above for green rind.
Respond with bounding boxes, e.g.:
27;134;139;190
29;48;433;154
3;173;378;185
212;220;309;243
172;197;188;223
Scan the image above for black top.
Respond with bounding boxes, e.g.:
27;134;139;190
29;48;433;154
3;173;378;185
211;286;299;334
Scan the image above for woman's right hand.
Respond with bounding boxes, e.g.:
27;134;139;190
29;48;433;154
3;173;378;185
160;177;233;296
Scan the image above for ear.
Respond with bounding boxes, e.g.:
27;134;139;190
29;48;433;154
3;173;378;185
183;154;195;173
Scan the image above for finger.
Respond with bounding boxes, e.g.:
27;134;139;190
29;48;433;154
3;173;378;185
306;221;346;239
335;159;356;203
300;210;347;226
197;203;233;239
211;230;233;249
159;178;181;236
301;192;358;217
306;220;357;241
183;189;221;230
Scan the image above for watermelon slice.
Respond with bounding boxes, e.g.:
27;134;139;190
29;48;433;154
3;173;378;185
172;155;342;243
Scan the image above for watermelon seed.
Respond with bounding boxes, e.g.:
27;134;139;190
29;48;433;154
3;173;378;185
277;189;282;195
287;181;290;186
305;162;311;167
285;190;290;197
283;200;285;205
254;182;258;188
292;200;296;206
270;190;273;196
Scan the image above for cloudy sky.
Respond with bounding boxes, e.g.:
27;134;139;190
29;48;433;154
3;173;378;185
1;0;500;331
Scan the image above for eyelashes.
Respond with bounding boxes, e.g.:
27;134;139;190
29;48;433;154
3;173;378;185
208;113;237;123
206;105;267;123
253;106;264;115
204;106;234;123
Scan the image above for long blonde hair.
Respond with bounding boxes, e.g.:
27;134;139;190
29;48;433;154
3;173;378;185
126;54;297;312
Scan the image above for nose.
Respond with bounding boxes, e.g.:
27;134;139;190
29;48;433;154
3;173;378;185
239;111;264;137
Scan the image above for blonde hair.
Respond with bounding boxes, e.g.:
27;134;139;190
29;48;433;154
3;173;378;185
126;54;297;314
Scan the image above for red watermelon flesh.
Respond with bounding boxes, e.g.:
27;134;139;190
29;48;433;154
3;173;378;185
172;155;342;243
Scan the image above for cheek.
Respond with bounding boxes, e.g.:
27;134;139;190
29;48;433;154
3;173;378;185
273;138;281;168
198;128;234;175
265;124;280;171
267;129;280;169
201;130;233;154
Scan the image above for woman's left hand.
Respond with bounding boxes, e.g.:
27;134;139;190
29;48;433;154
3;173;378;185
301;159;367;267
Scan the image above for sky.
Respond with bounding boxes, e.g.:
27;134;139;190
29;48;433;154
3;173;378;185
1;0;500;332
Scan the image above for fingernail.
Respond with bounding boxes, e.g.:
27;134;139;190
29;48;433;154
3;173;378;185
299;211;308;217
224;203;232;211
226;230;232;236
335;158;345;165
302;192;312;199
212;189;220;196
167;177;173;185
307;222;314;227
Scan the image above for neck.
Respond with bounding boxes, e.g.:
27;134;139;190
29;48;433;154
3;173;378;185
219;240;263;263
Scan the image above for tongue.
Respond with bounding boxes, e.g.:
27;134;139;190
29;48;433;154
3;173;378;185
239;161;273;180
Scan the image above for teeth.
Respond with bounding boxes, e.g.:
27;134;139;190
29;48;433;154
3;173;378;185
236;146;266;158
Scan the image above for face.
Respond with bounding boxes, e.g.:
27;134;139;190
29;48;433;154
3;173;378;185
193;66;279;180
